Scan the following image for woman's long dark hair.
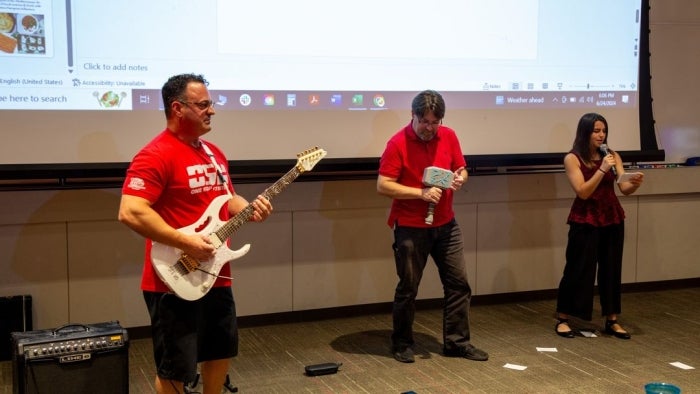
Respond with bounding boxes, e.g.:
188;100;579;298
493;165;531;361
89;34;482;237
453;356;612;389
571;112;609;165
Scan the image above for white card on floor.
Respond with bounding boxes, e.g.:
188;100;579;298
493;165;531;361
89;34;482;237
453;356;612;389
503;363;527;371
579;330;597;338
670;361;695;370
536;347;558;352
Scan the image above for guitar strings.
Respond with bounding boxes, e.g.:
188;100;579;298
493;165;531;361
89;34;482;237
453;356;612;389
196;267;234;281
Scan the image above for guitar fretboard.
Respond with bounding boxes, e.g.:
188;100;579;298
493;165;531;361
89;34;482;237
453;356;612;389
214;165;301;241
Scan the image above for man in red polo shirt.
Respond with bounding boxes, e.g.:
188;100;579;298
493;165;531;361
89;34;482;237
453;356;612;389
377;90;488;363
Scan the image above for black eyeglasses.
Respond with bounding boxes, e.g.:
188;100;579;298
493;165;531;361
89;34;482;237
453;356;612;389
178;100;215;110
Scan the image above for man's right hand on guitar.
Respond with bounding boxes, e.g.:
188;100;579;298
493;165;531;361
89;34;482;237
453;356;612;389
180;233;216;261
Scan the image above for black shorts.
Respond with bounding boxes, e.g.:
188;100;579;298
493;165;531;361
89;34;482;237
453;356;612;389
143;287;238;383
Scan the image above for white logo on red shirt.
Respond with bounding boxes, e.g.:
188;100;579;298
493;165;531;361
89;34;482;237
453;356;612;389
187;164;218;188
127;177;146;191
187;164;228;194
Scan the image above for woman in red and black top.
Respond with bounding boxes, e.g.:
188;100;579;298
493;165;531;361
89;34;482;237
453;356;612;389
555;113;644;339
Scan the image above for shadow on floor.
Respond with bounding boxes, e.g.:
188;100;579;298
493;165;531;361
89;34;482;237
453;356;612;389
330;329;442;361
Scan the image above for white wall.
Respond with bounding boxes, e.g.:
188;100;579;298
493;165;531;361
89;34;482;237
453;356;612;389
650;0;700;163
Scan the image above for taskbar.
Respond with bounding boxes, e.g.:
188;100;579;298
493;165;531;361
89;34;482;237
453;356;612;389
0;89;637;110
131;90;638;111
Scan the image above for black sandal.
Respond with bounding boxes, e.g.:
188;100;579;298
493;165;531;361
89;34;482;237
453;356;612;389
555;318;575;338
605;320;631;339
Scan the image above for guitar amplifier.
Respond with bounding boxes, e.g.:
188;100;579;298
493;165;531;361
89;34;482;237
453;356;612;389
11;321;129;394
0;295;32;361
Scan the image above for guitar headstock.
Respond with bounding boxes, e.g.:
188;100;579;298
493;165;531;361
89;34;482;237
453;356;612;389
296;147;327;173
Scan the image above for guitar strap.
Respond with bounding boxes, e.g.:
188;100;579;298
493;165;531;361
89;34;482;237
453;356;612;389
198;141;235;281
200;142;233;198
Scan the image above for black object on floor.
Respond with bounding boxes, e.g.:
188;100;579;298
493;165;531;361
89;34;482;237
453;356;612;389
305;362;342;376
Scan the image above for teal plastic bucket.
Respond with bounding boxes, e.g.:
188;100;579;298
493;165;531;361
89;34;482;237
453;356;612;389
644;382;681;394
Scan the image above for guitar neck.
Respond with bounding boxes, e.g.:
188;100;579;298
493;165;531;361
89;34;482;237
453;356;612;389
215;165;303;241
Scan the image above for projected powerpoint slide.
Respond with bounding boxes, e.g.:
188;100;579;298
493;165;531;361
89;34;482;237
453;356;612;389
0;0;642;111
0;0;51;56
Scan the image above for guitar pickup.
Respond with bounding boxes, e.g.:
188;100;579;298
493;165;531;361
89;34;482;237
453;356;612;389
177;254;200;273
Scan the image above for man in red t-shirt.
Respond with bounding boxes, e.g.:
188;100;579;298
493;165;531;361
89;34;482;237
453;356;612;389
119;73;272;394
377;90;488;363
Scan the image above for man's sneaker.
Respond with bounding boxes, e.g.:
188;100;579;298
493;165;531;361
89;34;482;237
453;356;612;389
443;344;489;361
392;347;415;363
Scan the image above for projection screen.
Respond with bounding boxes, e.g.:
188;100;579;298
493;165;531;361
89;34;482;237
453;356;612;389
0;0;661;179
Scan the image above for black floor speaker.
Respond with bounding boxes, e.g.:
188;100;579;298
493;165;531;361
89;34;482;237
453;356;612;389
11;321;129;394
0;295;33;361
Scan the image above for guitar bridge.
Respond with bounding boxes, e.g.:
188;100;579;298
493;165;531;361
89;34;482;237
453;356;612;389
175;254;200;274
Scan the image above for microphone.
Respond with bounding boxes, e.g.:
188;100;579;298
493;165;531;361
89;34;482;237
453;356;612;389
600;144;617;176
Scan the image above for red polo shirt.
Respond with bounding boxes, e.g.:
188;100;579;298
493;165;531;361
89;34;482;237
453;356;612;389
378;122;467;228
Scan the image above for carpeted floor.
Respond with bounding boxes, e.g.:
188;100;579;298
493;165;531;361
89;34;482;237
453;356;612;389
2;286;698;393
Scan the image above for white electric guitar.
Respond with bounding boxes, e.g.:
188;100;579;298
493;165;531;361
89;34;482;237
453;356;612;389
151;147;327;300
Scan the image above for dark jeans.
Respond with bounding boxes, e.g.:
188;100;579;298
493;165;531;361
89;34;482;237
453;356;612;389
391;219;472;351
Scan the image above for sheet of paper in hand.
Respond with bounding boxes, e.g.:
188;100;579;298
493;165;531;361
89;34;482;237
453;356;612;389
616;172;643;184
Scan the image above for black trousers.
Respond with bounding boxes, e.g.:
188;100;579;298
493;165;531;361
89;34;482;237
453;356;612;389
556;221;625;321
391;219;472;351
